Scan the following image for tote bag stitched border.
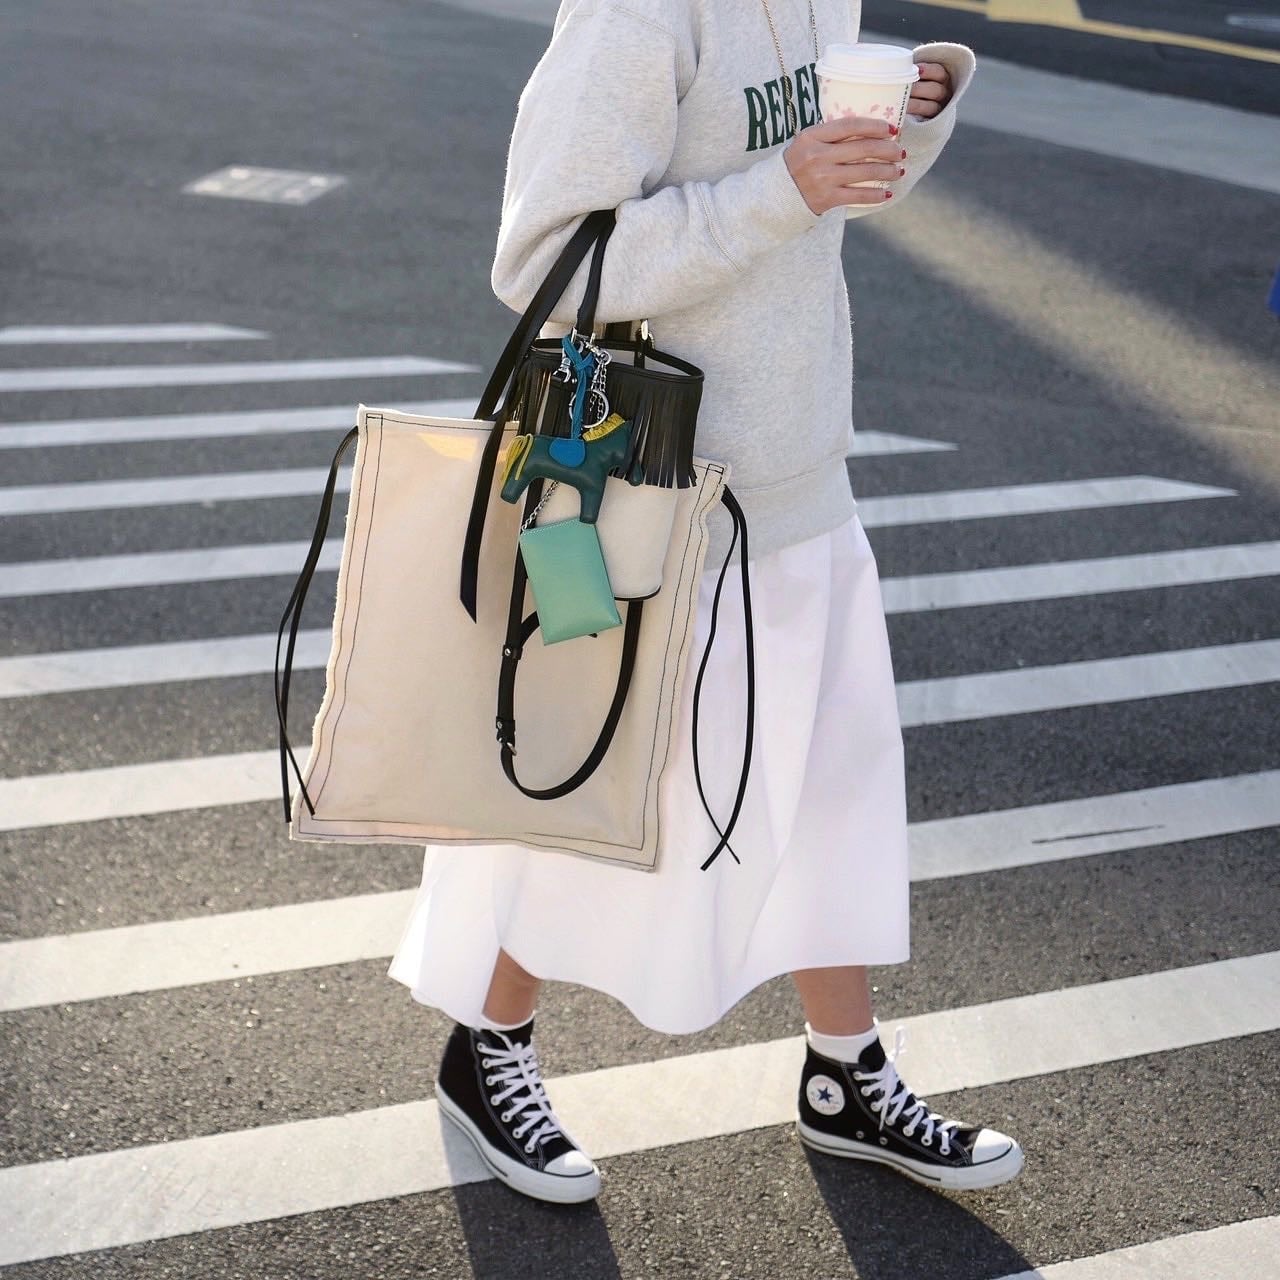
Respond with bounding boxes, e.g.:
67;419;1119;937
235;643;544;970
306;412;383;810
288;405;727;872
514;465;716;856
289;408;719;865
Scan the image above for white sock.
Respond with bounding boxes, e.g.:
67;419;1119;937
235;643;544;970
476;1010;536;1033
806;1019;879;1062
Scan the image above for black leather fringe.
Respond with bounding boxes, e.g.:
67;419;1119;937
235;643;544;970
511;340;702;489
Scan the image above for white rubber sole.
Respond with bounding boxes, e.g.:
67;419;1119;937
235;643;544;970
796;1119;1025;1191
436;1085;601;1205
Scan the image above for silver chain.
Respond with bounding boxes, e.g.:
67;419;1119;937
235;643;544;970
521;480;559;532
759;0;820;137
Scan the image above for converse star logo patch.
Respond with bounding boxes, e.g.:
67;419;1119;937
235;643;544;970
806;1074;845;1116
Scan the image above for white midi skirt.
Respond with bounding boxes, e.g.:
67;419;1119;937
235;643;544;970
388;513;910;1035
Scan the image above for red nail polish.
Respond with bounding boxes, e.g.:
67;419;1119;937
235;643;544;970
884;190;893;199
900;149;907;159
888;125;898;136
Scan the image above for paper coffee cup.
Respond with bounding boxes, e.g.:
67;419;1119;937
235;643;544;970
816;43;919;210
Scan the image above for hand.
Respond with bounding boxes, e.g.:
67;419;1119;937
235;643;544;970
784;117;906;215
908;61;952;119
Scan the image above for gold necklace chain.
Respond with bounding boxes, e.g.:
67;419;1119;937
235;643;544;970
759;0;820;136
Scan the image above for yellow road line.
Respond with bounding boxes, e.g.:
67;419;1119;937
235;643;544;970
905;0;986;12
892;0;1280;67
990;0;1083;21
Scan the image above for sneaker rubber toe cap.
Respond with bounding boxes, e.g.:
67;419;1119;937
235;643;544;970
545;1150;598;1179
969;1127;1020;1166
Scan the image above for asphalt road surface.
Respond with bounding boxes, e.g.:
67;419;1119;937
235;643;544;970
2;1;1278;1276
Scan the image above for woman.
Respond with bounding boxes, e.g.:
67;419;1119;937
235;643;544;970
390;0;1023;1204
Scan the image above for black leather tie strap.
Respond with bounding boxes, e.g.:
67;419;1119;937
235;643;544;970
494;482;644;799
496;604;644;799
460;210;617;620
692;486;756;871
275;425;359;822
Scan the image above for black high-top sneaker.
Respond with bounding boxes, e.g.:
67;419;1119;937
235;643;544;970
435;1018;600;1204
796;1026;1024;1191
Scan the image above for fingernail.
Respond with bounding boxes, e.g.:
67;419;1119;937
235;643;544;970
888;125;898;136
900;149;907;159
884;190;893;199
898;167;906;177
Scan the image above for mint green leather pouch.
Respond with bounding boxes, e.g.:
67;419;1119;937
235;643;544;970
519;517;622;645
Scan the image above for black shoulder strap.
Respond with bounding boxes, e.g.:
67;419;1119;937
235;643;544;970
275;425;359;822
495;605;644;800
473;211;615;423
692;486;755;870
460;210;617;621
494;483;643;798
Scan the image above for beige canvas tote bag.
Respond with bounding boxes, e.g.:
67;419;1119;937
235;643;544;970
276;405;727;871
275;213;752;872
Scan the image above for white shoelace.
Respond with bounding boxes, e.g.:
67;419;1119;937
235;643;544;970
853;1027;960;1156
478;1036;564;1155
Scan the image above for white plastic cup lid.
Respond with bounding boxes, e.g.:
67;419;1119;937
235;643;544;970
815;42;920;86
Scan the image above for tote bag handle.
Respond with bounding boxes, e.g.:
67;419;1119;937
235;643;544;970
461;210;617;621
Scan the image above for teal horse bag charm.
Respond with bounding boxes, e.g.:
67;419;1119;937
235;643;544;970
501;411;634;524
501;331;637;523
501;331;635;642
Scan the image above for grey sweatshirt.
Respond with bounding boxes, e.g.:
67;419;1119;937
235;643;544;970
492;0;975;563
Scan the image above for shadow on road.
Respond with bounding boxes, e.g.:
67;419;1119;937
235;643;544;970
804;1147;1037;1279
450;1178;622;1279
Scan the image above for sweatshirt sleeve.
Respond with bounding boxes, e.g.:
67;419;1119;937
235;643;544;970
843;41;977;224
491;4;824;326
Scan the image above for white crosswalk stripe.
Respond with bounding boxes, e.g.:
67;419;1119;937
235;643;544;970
1;952;1273;1266
0;324;268;343
2;770;1275;1010
8;718;1280;842
0;750;273;831
24;444;1161;520
1;471;1229;520
0;888;418;1011
848;429;956;455
0;355;476;392
5;620;1276;712
1;465;344;515
0;630;331;696
3;534;1276;603
0;541;324;597
992;1218;1280;1280
906;769;1280;880
0;399;475;448
856;476;1233;527
2;321;1275;1272
880;541;1280;612
41;736;1232;835
895;639;1280;726
1;465;346;515
0;401;951;452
